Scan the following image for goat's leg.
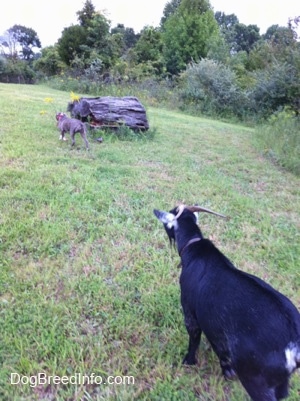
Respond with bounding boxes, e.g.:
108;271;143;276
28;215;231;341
217;350;236;380
239;375;277;401
182;314;201;365
275;379;289;400
183;328;201;365
207;338;236;380
219;357;236;380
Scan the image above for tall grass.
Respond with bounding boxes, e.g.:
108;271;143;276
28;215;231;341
254;109;300;176
0;83;299;401
43;75;179;110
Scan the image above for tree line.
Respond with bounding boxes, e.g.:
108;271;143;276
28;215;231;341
0;0;299;120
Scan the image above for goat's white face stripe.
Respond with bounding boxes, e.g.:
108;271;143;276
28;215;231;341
156;211;178;229
165;212;178;229
167;220;178;229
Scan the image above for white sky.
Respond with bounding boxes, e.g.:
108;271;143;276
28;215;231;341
0;0;299;47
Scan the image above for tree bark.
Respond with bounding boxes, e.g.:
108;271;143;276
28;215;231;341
67;96;149;131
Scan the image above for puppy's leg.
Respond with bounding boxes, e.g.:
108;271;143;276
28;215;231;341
80;128;89;149
59;130;67;141
70;129;76;147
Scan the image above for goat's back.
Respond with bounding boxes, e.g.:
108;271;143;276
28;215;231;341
180;239;300;367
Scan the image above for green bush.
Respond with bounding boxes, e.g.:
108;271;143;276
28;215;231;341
251;59;300;118
0;58;36;84
179;59;252;118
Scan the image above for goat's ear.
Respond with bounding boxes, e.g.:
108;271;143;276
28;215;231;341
153;209;176;227
193;211;199;224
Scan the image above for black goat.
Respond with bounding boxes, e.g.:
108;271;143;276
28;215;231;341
154;205;300;401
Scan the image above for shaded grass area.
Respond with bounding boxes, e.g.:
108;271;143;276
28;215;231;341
0;83;299;400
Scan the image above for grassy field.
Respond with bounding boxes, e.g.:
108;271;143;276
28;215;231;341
0;83;299;401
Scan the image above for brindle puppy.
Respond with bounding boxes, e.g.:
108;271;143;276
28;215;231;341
56;112;89;149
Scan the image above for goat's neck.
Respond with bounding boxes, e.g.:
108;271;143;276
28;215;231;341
175;223;203;257
179;237;202;258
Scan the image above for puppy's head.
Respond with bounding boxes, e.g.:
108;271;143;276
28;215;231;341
56;112;66;121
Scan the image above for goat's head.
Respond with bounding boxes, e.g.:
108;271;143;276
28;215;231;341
154;204;227;247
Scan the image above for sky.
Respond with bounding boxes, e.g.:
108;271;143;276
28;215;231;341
0;0;299;47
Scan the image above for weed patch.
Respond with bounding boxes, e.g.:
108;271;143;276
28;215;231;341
254;110;300;176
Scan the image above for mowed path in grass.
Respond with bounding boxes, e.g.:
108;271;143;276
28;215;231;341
0;83;299;400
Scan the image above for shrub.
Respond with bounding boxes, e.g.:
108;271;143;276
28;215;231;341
179;59;251;118
33;46;66;77
0;58;36;84
250;59;300;118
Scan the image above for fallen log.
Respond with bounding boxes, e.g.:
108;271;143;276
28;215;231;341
67;96;149;131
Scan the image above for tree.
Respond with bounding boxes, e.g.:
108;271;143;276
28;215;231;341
106;33;124;66
206;34;230;64
215;13;260;54
132;26;165;75
251;58;300;117
163;0;219;74
0;56;36;83
215;11;239;29
0;25;41;60
245;18;300;116
232;23;261;53
0;32;18;59
246;41;274;70
111;24;138;50
57;25;88;66
263;25;297;57
34;45;65;76
288;16;300;39
247;23;299;71
85;13;110;49
134;27;163;63
76;0;96;28
160;0;181;27
84;13;112;67
214;11;239;50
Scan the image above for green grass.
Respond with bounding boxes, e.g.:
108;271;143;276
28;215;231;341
0;83;299;401
254;110;300;176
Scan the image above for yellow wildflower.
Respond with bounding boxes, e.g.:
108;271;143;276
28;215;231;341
70;91;80;102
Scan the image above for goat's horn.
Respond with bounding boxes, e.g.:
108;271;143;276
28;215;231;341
185;205;228;219
175;204;186;219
